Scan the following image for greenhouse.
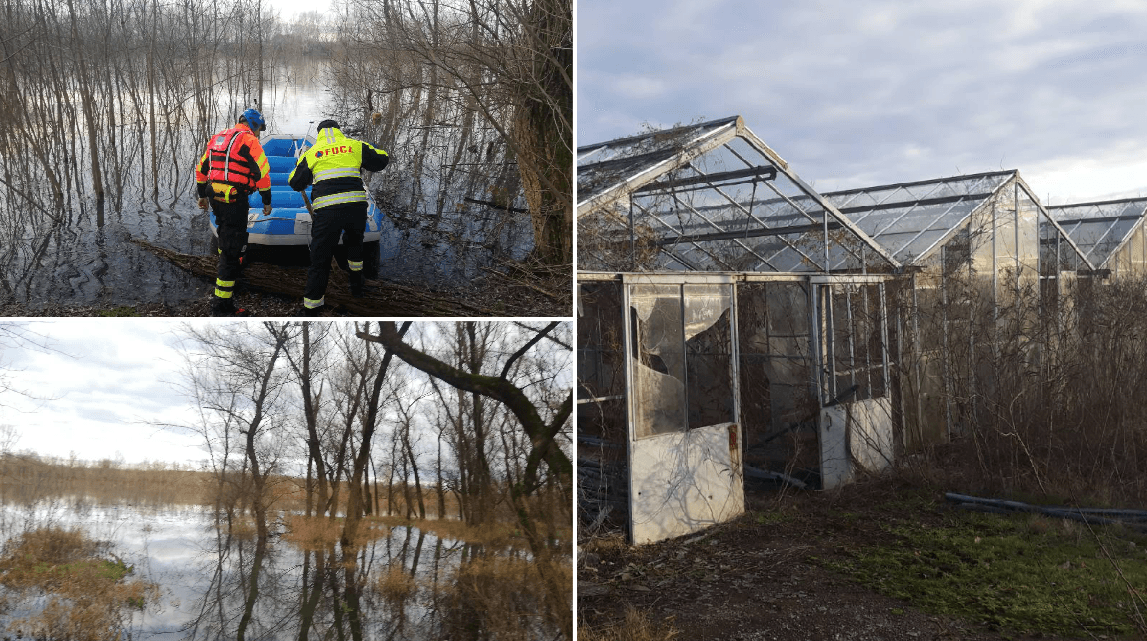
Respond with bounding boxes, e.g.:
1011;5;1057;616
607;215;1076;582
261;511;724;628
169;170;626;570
576;117;1094;545
814;171;1093;447
1049;198;1147;278
577;117;901;544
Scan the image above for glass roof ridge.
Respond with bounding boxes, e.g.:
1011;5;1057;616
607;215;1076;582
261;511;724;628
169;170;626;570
577;115;741;155
823;169;1017;200
1049;196;1147;211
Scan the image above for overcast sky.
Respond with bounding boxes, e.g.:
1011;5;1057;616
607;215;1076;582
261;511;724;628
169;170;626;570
0;321;572;470
1;321;210;467
266;0;331;20
578;0;1147;205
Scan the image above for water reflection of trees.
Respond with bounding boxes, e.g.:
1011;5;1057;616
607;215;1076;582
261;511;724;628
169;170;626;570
188;521;560;641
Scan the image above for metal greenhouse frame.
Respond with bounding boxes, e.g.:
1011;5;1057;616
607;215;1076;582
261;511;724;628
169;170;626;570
577;116;901;273
1050;198;1147;277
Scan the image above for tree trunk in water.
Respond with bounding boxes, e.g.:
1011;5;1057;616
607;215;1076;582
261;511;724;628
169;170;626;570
513;0;572;266
436;433;446;519
66;0;105;222
341;321;410;550
404;428;426;519
235;536;266;641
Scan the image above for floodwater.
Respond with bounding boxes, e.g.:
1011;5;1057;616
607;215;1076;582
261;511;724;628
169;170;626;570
0;499;553;640
7;64;532;309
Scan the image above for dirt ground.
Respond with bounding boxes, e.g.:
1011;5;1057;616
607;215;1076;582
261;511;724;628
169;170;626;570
578;477;1092;641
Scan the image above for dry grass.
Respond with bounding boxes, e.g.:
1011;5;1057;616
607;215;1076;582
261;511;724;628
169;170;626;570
0;527;159;641
0;455;213;507
376;565;417;603
371;514;572;549
578;607;681;641
280;514;391;550
372;515;521;547
898;276;1147;507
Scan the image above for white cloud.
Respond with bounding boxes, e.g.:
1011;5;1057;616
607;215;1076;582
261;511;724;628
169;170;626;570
579;0;1147;202
1;320;205;467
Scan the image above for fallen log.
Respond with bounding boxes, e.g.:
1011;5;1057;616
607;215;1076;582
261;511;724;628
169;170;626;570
133;239;495;317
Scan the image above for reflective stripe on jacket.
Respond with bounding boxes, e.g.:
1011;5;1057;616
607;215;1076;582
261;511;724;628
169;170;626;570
288;127;389;210
195;124;272;204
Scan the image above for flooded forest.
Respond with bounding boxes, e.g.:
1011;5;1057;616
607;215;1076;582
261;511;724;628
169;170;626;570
0;320;573;640
0;0;572;312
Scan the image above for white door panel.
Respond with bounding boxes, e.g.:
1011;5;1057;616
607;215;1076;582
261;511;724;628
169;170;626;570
630;422;743;545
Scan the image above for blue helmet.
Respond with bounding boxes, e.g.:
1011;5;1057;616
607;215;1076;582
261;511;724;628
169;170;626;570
241;108;265;132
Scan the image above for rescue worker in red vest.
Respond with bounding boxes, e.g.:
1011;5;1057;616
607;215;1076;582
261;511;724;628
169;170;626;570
288;119;389;316
195;108;273;317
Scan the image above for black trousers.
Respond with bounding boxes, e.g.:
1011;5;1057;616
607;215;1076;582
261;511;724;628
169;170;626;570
304;202;367;308
211;198;250;308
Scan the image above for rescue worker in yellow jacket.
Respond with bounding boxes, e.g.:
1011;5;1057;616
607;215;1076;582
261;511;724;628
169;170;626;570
195;108;273;316
288;119;389;315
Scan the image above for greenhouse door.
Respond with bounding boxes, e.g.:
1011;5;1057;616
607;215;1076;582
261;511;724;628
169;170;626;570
813;280;896;489
625;279;743;545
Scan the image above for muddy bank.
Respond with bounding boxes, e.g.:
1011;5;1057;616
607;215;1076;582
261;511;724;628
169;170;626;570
1;243;569;317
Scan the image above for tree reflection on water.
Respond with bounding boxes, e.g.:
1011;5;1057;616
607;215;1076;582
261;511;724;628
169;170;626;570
185;519;558;641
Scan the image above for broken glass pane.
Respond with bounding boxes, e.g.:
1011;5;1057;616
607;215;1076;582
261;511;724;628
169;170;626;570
684;284;734;429
630;284;686;438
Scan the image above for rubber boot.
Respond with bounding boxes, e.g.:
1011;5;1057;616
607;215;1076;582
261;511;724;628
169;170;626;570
349;271;365;298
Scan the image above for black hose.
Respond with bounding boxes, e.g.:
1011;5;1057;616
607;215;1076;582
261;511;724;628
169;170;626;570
945;492;1147;529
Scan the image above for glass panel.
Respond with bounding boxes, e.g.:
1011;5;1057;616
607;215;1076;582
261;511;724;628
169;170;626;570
1136;226;1147;275
831;289;854;401
630;284;686;438
828;284;886;403
684;284;734;429
577;282;625;402
1016;190;1040;281
577;281;630;531
737;282;817;477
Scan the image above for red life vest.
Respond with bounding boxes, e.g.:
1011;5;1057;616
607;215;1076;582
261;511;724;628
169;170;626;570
204;126;261;190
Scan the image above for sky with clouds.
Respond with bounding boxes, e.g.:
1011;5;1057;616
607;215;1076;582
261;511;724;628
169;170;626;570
0;320;210;467
0;321;573;471
578;0;1147;204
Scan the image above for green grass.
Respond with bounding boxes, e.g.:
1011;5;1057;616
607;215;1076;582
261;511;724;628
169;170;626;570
98;306;140;317
27;557;132;582
818;511;1147;637
752;510;791;526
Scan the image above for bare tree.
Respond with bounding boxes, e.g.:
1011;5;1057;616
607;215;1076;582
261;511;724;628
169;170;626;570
180;322;291;542
357;320;572;639
337;0;571;265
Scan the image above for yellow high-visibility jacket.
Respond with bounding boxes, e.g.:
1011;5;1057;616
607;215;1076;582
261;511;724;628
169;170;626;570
288;127;389;210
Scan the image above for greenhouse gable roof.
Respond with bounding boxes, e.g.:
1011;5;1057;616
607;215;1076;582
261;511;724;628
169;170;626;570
821;171;1013;265
576;116;901;272
1049;198;1147;269
817;170;1090;269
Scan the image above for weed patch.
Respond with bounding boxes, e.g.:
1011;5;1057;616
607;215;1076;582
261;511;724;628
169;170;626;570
97;306;140;317
376;564;417;604
371;515;539;548
0;527;158;641
818;509;1147;637
578;606;680;641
